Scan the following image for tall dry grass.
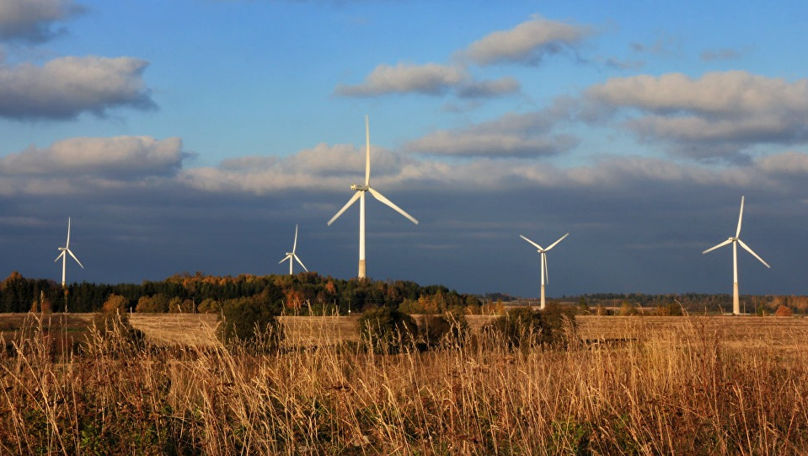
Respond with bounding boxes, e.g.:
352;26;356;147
1;313;808;454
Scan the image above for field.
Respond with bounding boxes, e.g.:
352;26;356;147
2;312;808;454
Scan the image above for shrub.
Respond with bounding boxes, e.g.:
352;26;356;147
420;310;469;349
358;307;418;354
91;294;145;350
168;297;194;313
135;294;170;313
217;296;282;349
485;305;576;348
775;305;793;317
102;294;129;314
618;301;639;316
197;298;221;313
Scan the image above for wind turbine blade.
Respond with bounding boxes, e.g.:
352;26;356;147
66;249;84;269
292;224;299;253
737;239;771;269
279;254;291;265
327;191;362;226
736;195;744;238
293;254;309;272
545;232;569;251
365;115;371;186
519;235;543;250
367;187;418;224
702;238;733;255
66;217;71;249
54;251;65;263
543;253;549;284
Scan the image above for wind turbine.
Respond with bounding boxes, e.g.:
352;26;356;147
54;217;84;288
327;115;418;279
520;232;569;310
279;224;308;275
702;196;770;315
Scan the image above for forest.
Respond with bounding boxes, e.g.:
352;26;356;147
0;270;805;315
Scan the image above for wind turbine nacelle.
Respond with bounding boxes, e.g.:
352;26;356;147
350;184;369;191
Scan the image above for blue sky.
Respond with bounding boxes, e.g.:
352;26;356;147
1;0;807;297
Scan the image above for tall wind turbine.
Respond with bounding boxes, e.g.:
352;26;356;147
279;224;308;275
520;233;569;310
702;196;770;315
327;116;418;279
54;217;84;288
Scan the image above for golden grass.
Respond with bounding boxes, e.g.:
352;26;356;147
2;313;808;454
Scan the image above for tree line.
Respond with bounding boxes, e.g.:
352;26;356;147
0;271;482;315
1;271;804;315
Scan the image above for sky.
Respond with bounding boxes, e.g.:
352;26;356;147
0;0;807;297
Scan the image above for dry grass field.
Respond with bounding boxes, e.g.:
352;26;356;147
2;312;808;454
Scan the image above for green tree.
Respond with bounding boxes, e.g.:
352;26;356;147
358;307;418;354
217;297;282;348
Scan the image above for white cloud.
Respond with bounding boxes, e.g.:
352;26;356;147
756;151;808;175
0;136;185;177
586;71;808;159
0;0;82;42
334;62;465;97
406;130;576;158
456;77;520;98
0;56;156;120
404;109;576;158
181;143;414;194
588;71;808;115
4;133;808;201
463;15;590;66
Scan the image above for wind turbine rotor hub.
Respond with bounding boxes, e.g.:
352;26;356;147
350;184;369;191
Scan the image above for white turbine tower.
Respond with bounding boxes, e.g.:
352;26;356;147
327;115;418;279
54;217;84;288
279;224;308;275
702;196;770;315
520;233;569;310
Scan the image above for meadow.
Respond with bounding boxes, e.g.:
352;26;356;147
1;312;808;454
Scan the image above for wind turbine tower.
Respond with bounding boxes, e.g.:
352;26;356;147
327;116;418;279
520;232;569;310
54;217;84;287
279;224;308;275
702;196;771;315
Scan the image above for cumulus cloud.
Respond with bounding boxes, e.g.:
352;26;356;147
5;132;808;202
586;71;808;159
404;109;576;158
335;62;521;99
0;0;83;43
179;147;808;198
406;130;576;158
456;77;520;98
0;136;186;178
0;56;156;120
334;62;465;97
181;143;415;194
463;15;590;66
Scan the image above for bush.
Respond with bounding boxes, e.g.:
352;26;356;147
217;296;282;349
102;294;129;314
775;305;794;317
420;310;469;349
358;307;418;354
197;298;221;313
618;301;639;316
135;294;170;313
485;305;576;348
91;294;145;351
